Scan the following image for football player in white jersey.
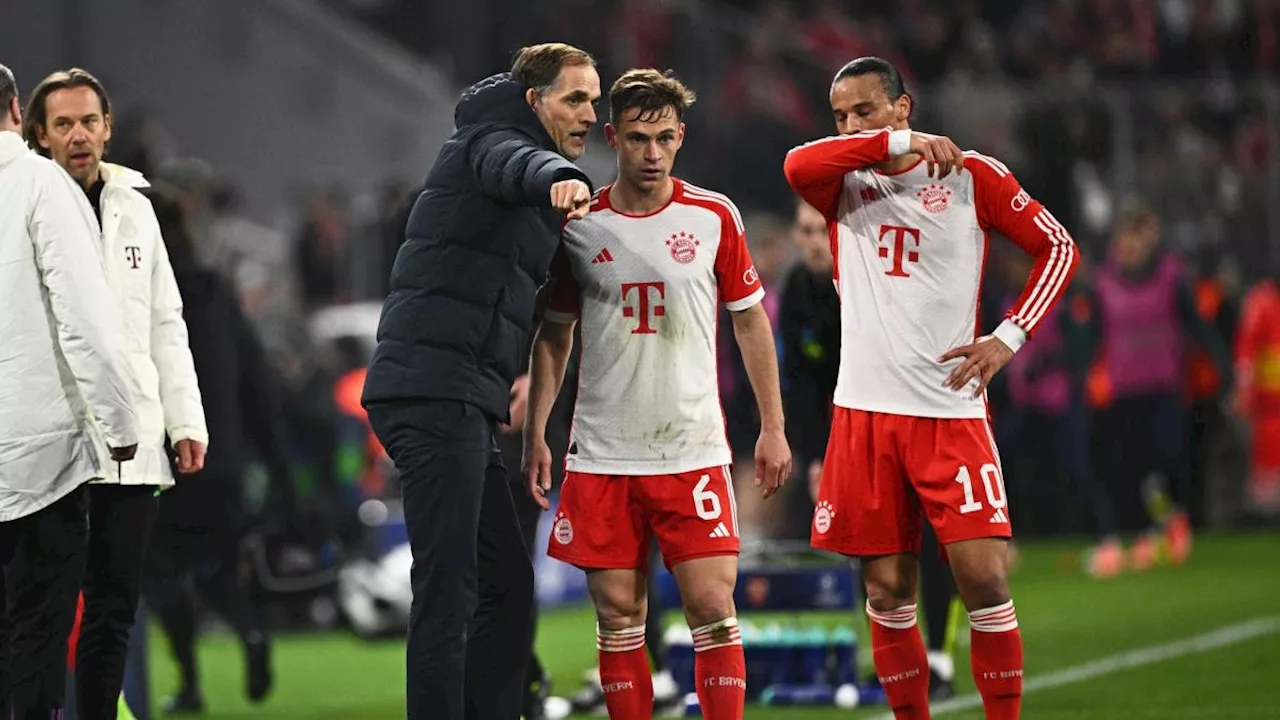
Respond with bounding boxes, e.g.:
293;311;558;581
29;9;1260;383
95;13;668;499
784;57;1079;720
523;69;792;720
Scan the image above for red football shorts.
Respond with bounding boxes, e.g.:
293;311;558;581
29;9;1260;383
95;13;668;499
811;407;1012;557
548;464;739;572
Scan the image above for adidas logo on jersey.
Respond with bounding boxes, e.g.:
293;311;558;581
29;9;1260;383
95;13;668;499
591;248;614;264
990;509;1009;524
708;522;731;538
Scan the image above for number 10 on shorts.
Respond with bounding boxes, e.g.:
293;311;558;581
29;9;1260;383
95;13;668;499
955;463;1007;515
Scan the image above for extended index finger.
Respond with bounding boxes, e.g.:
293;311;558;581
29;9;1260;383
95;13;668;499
938;344;973;363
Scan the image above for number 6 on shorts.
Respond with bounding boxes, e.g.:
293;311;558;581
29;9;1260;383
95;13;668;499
693;474;722;520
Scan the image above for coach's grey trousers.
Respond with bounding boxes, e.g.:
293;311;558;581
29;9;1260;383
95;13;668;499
367;400;534;720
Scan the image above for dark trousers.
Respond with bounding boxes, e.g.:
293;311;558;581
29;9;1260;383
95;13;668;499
0;487;90;720
76;484;159;720
367;400;534;720
1186;399;1221;527
1108;391;1187;528
999;401;1118;538
145;510;266;697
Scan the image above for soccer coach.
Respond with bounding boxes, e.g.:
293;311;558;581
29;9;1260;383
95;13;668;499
361;43;600;720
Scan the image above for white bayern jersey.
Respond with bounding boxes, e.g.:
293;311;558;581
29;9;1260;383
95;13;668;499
545;178;764;474
783;128;1079;419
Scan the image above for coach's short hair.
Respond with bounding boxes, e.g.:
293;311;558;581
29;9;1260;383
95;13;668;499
22;67;112;156
609;69;696;124
0;65;18;115
512;43;595;97
834;56;909;103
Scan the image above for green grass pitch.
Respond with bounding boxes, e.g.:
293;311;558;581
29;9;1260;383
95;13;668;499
145;532;1280;719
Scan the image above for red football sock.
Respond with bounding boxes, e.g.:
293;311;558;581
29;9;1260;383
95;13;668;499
969;600;1023;720
597;625;653;720
692;617;746;720
866;601;932;720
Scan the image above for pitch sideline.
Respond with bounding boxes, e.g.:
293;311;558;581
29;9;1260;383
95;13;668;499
867;615;1280;719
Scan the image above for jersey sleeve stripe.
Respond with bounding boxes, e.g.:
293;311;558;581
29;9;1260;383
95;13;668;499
1017;212;1071;326
682;184;746;235
724;286;765;313
962;151;1009;177
1014;210;1076;330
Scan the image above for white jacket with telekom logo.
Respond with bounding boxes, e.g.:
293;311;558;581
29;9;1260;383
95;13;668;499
0;132;140;521
91;162;207;488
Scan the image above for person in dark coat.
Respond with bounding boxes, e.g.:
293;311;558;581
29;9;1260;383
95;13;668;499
778;199;842;519
141;190;291;713
360;42;600;720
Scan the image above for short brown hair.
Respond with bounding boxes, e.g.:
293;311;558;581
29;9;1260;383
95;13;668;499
609;69;696;123
23;68;112;156
511;43;595;96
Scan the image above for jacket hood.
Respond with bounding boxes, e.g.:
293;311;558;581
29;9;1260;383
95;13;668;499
0;131;28;168
454;72;558;151
100;162;150;189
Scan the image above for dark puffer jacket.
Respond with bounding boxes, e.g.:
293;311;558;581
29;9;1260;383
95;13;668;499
361;73;591;422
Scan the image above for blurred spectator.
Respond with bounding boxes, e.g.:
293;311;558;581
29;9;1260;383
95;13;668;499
295;188;353;309
154;158;300;353
801;0;866;74
1092;200;1231;566
143;191;285;712
1184;249;1243;528
996;251;1122;576
777;200;839;536
1234;268;1280;517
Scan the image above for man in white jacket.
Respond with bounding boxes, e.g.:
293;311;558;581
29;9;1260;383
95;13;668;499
0;64;140;719
24;67;209;720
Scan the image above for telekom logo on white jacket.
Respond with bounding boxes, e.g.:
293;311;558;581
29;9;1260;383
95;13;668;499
93;163;207;488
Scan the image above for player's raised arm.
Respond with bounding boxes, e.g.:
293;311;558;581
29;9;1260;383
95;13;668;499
783;128;902;217
522;241;580;509
941;152;1081;396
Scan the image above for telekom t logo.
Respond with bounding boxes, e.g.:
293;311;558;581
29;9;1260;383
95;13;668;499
877;224;922;278
621;281;665;335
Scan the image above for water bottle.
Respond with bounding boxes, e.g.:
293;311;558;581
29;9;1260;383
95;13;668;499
758;683;836;706
665;624;695;694
830;624;858;686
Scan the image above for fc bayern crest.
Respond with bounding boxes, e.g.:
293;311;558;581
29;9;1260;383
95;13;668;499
553;515;574;545
813;501;835;535
666;231;699;264
916;183;953;214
